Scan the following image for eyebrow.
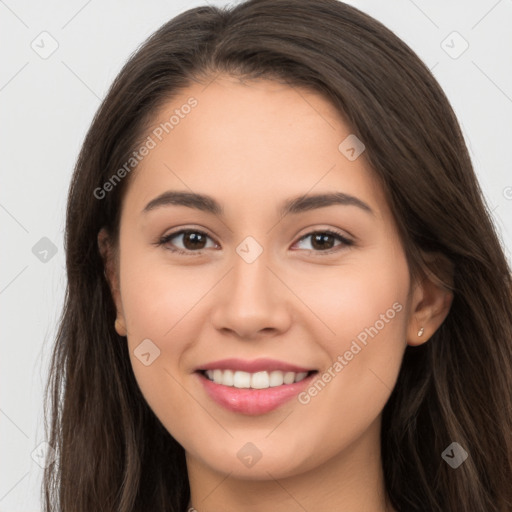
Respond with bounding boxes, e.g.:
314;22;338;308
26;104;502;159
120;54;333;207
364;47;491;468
142;190;374;217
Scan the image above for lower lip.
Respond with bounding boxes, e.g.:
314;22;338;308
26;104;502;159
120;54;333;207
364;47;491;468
196;371;317;415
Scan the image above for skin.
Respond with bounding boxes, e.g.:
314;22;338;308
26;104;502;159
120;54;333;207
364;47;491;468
99;74;453;512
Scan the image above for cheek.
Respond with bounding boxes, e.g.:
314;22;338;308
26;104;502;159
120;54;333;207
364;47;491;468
118;236;205;341
122;274;183;336
116;241;198;403
304;255;408;347
299;251;409;430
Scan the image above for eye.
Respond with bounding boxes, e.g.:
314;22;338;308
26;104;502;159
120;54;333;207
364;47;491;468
155;229;218;255
155;228;354;256
292;229;354;255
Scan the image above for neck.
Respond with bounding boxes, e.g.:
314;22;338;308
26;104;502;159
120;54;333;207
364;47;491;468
185;416;394;512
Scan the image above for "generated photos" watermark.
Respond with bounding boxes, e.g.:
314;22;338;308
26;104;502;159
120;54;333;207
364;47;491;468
298;301;403;404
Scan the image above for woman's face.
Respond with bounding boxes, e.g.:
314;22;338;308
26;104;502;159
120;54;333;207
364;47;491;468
104;75;422;480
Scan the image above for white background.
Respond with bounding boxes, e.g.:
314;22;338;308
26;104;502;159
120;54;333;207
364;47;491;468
1;0;511;510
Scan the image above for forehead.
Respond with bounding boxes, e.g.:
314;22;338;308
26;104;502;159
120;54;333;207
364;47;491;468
122;74;388;222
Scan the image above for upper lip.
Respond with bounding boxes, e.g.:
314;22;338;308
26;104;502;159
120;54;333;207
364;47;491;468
196;358;316;374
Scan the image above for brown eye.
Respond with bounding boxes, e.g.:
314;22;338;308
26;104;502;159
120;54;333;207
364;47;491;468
294;230;353;254
179;231;208;250
157;229;217;255
311;233;337;250
156;228;353;256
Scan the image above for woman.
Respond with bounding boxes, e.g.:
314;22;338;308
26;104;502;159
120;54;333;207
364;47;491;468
43;0;512;510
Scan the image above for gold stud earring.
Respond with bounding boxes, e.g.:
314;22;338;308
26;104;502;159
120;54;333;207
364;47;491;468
114;318;125;336
417;327;424;337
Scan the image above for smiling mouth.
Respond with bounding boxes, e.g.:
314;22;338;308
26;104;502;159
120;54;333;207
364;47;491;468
198;369;318;389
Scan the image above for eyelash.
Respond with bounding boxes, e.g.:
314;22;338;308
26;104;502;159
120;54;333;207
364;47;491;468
155;228;354;256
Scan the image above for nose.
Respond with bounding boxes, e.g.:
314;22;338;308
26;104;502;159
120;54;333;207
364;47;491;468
210;248;292;340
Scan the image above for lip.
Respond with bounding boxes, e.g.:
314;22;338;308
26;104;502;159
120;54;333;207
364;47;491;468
196;358;315;373
196;370;317;415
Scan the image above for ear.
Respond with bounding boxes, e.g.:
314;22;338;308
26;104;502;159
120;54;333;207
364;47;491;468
406;266;454;347
98;227;127;337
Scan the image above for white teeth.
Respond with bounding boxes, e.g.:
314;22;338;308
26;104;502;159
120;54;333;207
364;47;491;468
204;369;310;389
221;369;234;386
213;370;222;382
233;371;251;388
284;371;296;385
251;371;269;389
295;372;309;382
270;371;284;388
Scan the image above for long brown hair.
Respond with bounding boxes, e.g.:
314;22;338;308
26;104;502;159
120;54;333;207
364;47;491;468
43;1;512;510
